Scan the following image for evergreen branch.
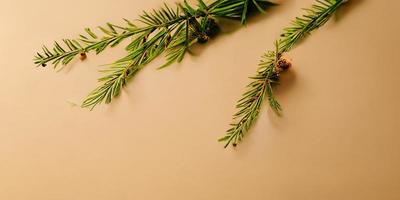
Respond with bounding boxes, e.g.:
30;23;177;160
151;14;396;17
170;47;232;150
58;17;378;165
219;43;280;148
34;0;275;109
81;24;186;109
80;3;201;109
219;0;348;148
34;0;273;69
279;0;346;52
210;0;276;23
34;22;137;70
80;0;274;109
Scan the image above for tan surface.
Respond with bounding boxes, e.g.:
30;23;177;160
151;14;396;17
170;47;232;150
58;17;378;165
1;0;400;199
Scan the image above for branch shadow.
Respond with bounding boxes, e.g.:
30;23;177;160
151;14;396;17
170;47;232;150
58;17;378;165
334;0;365;22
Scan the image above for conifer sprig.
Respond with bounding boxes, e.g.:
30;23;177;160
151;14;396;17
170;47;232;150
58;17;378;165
34;0;275;109
219;0;349;148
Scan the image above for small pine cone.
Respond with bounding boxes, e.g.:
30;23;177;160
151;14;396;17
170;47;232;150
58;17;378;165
79;52;87;61
205;18;219;37
275;55;292;73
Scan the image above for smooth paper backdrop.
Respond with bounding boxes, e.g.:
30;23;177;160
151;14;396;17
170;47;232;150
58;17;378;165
0;0;399;199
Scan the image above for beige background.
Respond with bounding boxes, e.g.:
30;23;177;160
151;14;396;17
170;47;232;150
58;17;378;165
1;0;400;199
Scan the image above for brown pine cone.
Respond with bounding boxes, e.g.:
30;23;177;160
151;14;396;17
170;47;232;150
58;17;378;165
275;55;292;73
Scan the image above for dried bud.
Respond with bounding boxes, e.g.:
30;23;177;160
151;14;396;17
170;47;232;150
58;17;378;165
41;63;47;67
197;35;209;44
275;55;292;73
232;143;237;147
196;18;219;44
79;52;87;61
205;18;219;38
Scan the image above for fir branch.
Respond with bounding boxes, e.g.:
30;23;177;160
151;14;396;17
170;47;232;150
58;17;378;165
210;0;276;24
34;0;274;69
34;22;137;70
219;0;348;148
82;25;180;109
81;2;203;109
34;0;275;109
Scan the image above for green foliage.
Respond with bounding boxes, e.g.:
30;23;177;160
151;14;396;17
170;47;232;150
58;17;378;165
219;0;349;148
34;23;137;70
209;0;276;24
34;0;275;109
